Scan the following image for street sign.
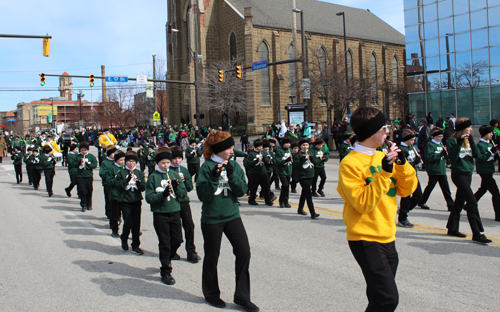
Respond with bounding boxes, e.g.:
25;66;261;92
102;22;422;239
153;111;161;121
136;75;147;85
7;119;16;122
146;77;154;98
105;76;128;82
252;60;268;71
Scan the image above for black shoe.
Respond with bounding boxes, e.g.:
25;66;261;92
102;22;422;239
206;297;226;309
447;231;467;238
111;231;120;238
234;298;260;312
86;206;92;211
419;204;430;209
34;186;39;190
188;253;201;263
81;207;86;212
284;202;291;208
265;201;274;206
161;274;176;285
121;238;129;251
318;190;325;197
48;192;53;197
280;202;285;208
29;182;32;185
132;247;144;255
275;187;281;190
311;213;320;219
298;209;307;215
472;234;492;244
17;181;20;184
65;188;71;197
248;201;259;206
291;189;297;193
171;253;181;261
311;191;320;197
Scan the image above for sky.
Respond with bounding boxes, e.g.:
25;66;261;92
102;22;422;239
0;0;404;112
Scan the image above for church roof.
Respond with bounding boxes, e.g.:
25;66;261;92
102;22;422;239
226;0;405;45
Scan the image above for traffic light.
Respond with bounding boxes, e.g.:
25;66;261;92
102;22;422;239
89;74;95;87
40;73;45;86
43;38;50;57
218;70;224;83
236;65;242;79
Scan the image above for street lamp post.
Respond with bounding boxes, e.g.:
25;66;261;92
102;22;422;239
153;53;157;125
336;11;349;115
172;28;200;127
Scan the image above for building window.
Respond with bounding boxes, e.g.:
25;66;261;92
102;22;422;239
392;55;399;91
287;44;297;103
347;49;354;80
230;32;237;61
370;53;378;104
318;46;327;74
259;42;270;105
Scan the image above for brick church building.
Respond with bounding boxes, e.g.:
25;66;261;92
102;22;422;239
166;0;405;133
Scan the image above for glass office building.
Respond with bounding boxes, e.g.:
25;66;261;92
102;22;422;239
404;0;500;124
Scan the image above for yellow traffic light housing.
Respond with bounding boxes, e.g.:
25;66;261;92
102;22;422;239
43;38;50;57
40;73;45;86
90;74;95;87
218;70;224;83
236;65;242;79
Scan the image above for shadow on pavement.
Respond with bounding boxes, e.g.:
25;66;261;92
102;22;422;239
57;220;110;230
64;239;159;257
239;208;345;227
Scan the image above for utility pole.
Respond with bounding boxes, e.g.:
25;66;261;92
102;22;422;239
153;54;157;124
101;65;107;102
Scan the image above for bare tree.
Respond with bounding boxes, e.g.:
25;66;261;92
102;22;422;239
199;58;248;127
103;83;135;131
149;57;168;125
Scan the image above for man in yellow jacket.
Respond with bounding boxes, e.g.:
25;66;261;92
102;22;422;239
99;129;117;150
44;135;62;154
337;107;417;312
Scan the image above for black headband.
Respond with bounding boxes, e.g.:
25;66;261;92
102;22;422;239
125;154;139;162
432;130;444;137
455;119;472;131
353;111;387;142
212;137;235;154
172;149;184;159
155;152;172;163
114;152;125;161
401;133;416;142
282;138;292;144
106;147;117;156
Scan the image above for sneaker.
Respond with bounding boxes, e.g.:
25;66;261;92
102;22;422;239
234;298;260;312
87;206;93;211
171;253;181;261
472;234;492;244
311;213;320;219
311;191;320;197
132;247;144;255
161;274;176;285
81;207;86;212
65;188;71;197
397;220;414;228
284;202;292;208
447;231;467;238
318;190;325;197
419;204;430;209
188;253;201;263
121;238;129;251
206;297;226;308
275;187;281;190
248;201;259;206
111;231;120;238
291;189;297;193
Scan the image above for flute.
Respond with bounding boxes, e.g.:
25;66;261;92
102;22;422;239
385;139;402;165
165;169;175;201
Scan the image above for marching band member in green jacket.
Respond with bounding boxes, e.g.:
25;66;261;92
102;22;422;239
65;144;79;198
196;131;258;312
185;139;202;182
11;146;23;184
311;139;329;197
23;147;33;185
72;142;98;212
104;151;126;237
294;138;319;219
39;145;56;196
474;125;500;221
145;146;187;285
29;148;43;190
275;137;293;207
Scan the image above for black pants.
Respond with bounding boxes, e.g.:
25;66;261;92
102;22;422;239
475;173;500;221
67;173;77;195
62;150;68;166
43;168;54;194
153;211;182;276
298;178;315;215
121;201;143;249
291;170;298;192
148;166;155;177
419;174;454;209
399;180;423;222
241;143;247;152
279;176;290;205
188;163;200;182
32;169;42;189
180;201;197;254
248;173;271;203
103;186;111;218
77;176;93;208
26;164;32;184
201;218;251;302
447;174;485;237
312;167;326;192
349;240;399;312
269;166;280;189
14;164;22;183
110;199;121;232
